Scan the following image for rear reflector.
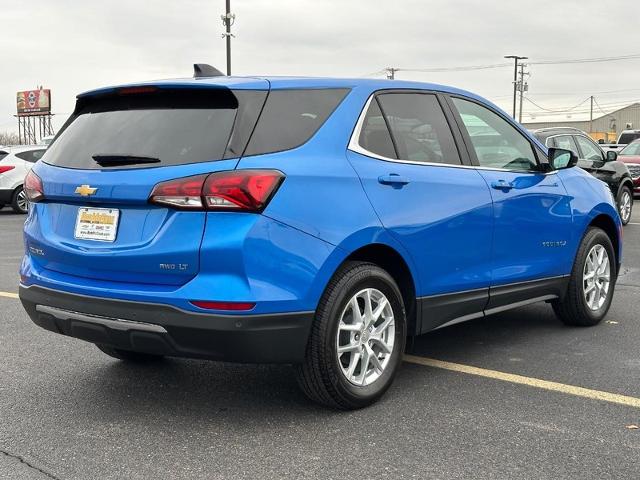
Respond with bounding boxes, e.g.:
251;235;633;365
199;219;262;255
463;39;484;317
24;170;44;202
149;170;284;212
0;166;15;174
190;300;256;311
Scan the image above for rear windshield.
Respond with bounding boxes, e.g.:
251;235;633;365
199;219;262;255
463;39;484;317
619;132;640;145
44;89;266;169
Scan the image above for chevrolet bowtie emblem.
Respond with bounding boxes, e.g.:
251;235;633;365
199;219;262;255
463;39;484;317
75;185;97;197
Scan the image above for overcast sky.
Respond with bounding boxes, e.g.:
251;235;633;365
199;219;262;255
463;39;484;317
2;0;639;133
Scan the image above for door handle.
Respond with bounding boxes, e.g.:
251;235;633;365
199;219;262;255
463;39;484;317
378;174;410;186
491;180;514;191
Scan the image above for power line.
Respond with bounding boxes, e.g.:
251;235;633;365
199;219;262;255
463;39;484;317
382;52;640;77
523;96;592;113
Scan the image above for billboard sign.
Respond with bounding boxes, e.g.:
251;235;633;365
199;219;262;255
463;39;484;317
17;88;51;116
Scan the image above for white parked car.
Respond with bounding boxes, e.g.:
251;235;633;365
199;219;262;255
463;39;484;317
0;145;47;213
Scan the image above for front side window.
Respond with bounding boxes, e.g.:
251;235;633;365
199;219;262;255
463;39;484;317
452;97;537;171
376;93;461;165
575;136;604;161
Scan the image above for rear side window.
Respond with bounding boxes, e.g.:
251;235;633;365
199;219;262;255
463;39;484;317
358;99;397;159
44;89;266;170
15;149;46;163
244;89;349;156
0;151;7;161
376;93;461;165
551;135;579;155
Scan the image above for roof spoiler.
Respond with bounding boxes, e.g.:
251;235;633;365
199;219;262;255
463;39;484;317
193;64;225;78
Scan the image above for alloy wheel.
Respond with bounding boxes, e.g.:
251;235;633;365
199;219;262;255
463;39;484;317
583;244;610;311
619;190;632;223
17;190;28;213
336;288;395;386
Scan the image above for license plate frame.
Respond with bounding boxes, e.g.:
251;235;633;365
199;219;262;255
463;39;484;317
74;207;120;243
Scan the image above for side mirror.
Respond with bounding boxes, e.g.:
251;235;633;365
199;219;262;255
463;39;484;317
606;150;618;162
548;148;578;170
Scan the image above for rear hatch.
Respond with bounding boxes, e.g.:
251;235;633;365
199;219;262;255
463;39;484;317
29;82;269;286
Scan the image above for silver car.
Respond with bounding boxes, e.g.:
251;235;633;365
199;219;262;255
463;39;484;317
0;145;47;213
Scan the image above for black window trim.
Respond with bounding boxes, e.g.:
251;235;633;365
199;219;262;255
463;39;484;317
443;93;556;175
348;89;473;168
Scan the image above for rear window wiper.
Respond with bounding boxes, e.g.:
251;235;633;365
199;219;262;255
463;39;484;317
92;154;161;166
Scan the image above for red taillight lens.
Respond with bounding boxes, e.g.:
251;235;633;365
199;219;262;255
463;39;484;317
190;300;256;311
24;170;44;202
149;174;207;209
0;166;15;174
149;170;284;212
203;170;284;211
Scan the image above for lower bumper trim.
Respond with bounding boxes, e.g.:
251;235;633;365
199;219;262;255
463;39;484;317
20;284;314;363
35;305;168;333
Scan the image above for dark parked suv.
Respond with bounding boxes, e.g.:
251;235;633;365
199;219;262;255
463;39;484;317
533;127;634;225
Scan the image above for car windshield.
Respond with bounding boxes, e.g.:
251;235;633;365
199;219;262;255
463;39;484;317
620;141;640;156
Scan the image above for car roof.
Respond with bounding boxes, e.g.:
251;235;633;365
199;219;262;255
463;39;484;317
533;127;587;135
77;75;488;103
2;145;47;154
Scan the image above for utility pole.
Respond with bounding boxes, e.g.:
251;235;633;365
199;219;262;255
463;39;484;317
504;55;527;119
517;63;529;124
221;0;235;75
386;67;397;80
590;96;594;133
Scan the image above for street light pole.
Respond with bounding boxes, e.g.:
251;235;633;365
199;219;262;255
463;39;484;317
221;0;235;76
504;55;527;120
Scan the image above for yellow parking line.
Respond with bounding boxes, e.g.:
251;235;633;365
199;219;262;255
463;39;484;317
0;291;19;299
404;354;640;409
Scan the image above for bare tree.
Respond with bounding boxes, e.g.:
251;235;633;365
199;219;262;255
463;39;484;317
0;132;20;146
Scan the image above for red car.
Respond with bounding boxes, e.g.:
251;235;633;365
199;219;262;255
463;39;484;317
618;139;640;196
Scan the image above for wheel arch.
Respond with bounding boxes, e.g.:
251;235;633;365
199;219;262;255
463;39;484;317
617;177;634;198
588;213;621;274
343;243;419;336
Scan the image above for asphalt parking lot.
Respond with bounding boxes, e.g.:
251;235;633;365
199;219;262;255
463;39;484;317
2;207;640;479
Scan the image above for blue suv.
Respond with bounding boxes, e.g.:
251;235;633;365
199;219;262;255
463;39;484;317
19;66;622;409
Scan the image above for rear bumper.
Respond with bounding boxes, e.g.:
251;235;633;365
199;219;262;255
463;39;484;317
19;284;313;363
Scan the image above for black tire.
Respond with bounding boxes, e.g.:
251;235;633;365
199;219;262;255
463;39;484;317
617;185;633;225
96;344;164;363
295;262;406;410
552;227;616;326
11;186;28;214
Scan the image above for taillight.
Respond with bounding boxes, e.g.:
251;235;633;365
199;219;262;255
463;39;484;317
149;170;284;212
24;170;44;202
0;166;15;174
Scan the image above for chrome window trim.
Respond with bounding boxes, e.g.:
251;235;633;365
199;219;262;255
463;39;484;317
348;93;557;175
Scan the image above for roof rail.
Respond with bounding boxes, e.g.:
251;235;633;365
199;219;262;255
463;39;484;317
193;64;225;78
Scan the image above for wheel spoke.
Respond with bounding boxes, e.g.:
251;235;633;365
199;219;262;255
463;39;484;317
337;343;360;355
368;346;384;373
363;290;374;326
370;336;392;354
339;322;363;332
350;296;363;324
346;350;361;378
371;297;388;324
374;315;394;335
356;347;370;385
